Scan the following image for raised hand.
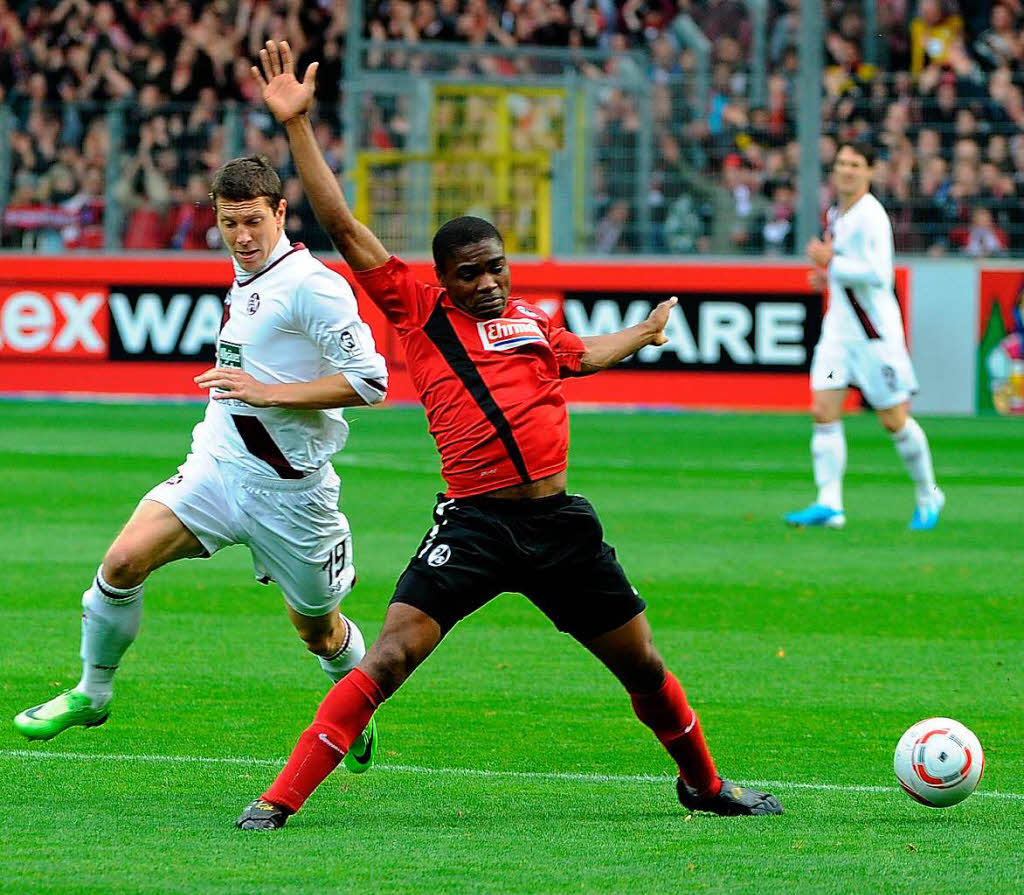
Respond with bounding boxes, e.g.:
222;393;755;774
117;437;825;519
646;296;678;347
252;40;319;125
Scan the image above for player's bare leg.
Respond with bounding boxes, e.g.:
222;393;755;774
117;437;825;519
285;603;376;772
785;387;848;528
877;402;944;530
238;603;442;829
583;612;782;816
13;500;204;741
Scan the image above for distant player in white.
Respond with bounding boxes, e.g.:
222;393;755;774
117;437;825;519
785;142;944;531
15;156;387;769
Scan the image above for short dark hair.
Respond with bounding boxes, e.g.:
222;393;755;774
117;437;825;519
837;140;876;167
209;155;283;209
432;216;503;268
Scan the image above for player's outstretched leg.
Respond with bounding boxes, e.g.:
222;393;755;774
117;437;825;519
631;671;783;816
14;568;141;740
237;666;385;830
784;421;847;529
292;608;378;775
238;603;441;829
317;619;377;775
15;501;203;741
584;614;782;817
890;417;944;530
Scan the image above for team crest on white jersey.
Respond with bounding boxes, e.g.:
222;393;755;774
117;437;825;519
245;292;260;315
477;318;545;351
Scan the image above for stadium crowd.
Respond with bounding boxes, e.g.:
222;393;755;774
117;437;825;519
1;0;1022;255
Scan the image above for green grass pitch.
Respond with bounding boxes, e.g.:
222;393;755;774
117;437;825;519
1;402;1021;894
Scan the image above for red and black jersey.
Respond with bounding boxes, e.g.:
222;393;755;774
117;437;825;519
354;256;586;498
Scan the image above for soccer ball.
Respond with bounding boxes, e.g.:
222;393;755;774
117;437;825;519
893;717;984;808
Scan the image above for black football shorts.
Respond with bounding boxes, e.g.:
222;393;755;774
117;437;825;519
391;491;646;641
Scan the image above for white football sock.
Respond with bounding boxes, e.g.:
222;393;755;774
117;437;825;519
812;421;846;511
317;617;366;683
892;417;938;506
74;568;143;708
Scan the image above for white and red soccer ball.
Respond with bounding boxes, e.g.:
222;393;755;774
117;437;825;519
894;717;984;808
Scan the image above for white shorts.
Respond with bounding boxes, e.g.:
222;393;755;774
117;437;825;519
143;452;354;616
810;336;919;410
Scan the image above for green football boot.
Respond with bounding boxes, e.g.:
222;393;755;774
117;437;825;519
342;717;378;774
13;690;110;741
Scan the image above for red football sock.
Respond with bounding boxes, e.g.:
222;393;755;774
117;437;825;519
263;667;385;814
630;671;721;797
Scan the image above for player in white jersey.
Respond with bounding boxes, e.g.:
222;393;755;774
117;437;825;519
785;142;944;531
14;156;387;769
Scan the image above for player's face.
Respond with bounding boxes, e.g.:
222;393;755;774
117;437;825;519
216;197;286;271
437;238;511;320
832;147;872;198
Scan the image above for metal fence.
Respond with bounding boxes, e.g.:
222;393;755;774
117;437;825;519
2;19;1021;259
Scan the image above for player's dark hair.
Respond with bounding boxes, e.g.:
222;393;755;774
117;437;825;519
432;216;504;269
209;155;283;210
837;140;876;167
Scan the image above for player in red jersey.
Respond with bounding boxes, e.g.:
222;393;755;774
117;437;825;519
236;41;783;830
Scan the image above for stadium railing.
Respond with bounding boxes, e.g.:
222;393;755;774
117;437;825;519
3;41;1022;259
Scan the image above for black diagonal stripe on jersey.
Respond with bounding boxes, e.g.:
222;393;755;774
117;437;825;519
843;287;881;340
231;415;305;479
422;299;531;483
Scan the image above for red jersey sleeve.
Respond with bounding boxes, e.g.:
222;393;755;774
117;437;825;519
352;255;442;334
520;301;586;377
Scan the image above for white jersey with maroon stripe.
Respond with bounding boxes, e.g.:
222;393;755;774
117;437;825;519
812;193;918;407
823;192;905;345
190;234;388;478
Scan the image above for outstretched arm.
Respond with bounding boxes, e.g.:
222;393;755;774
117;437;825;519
194;368;378;409
576;296;678;375
253;40;389;271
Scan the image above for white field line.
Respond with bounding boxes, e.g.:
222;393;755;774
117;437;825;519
2;749;1022;801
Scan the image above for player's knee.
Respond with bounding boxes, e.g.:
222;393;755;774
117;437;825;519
101;545;149;589
299;629;338;657
811;404;839;424
879;411;906;434
361;636;423;696
604;637;666;693
622;650;667;693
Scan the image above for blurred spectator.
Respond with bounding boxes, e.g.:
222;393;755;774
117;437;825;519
2;0;1024;258
957;206;1008;257
168;174;219;251
62;166;106;249
910;0;964;78
594;199;631;252
973;3;1021;71
663;192;704;253
762;181;795;255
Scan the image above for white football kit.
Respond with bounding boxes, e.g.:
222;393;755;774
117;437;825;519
810;192;918;409
144;234;388;615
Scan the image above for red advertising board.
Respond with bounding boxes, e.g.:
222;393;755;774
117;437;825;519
0;254;837;409
0;285;109;358
976;269;1024;415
